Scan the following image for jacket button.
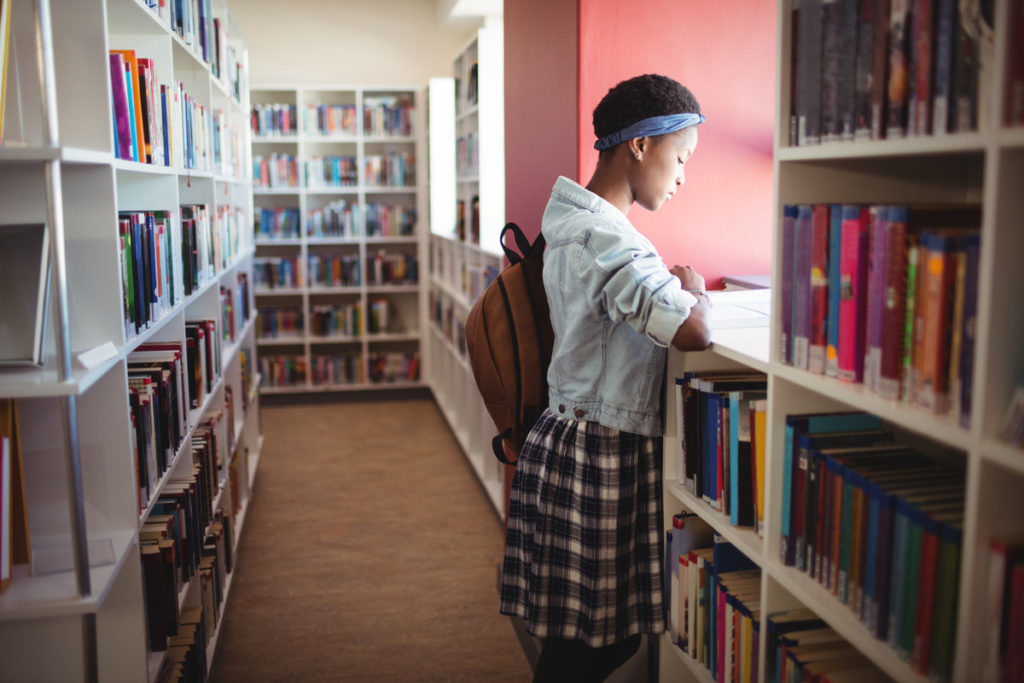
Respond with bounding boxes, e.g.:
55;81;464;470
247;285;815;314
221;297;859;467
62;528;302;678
558;404;565;413
574;408;586;418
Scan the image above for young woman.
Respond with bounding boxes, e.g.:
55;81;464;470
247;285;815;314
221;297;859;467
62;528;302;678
499;74;712;683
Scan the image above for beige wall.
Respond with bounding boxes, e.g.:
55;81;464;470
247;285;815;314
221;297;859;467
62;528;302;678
229;0;479;88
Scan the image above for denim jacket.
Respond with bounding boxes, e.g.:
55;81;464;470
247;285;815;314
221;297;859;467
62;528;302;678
541;176;698;437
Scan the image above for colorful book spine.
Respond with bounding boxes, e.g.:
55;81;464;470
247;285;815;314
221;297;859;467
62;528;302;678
837;205;869;382
863;205;888;392
808;204;830;374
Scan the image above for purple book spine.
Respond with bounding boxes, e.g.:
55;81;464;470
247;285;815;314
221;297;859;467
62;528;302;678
864;205;888;392
793;205;813;370
109;53;132;160
782;205;797;365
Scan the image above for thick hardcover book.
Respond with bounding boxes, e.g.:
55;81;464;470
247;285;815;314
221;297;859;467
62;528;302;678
820;0;842;141
863;206;888;392
877;206;909;399
1009;0;1024;126
797;0;825;145
836;0;860;139
837;205;869;382
957;232;980;427
886;0;912;137
808;205;829;374
909;0;934;135
870;0;893;139
854;0;878;139
781;205;798;365
108;53;133;160
793;205;813;370
932;0;957;134
825;205;843;377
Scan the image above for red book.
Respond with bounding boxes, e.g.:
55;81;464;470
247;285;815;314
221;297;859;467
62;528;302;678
809;204;830;374
877;207;909;399
1006;564;1024;683
837;205;869;382
910;0;933;135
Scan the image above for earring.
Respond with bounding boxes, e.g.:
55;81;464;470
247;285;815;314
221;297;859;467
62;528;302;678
635;153;642;161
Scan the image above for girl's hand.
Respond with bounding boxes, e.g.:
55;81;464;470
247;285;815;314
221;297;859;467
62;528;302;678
670;265;706;293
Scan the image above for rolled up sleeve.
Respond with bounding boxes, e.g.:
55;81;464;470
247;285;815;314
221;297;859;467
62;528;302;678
580;227;699;347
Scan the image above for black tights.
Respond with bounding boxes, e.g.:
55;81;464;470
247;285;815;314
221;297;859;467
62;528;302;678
532;634;642;683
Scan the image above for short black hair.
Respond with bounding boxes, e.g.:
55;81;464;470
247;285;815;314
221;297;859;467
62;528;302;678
592;74;701;142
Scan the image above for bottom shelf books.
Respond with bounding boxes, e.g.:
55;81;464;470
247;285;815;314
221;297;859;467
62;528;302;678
665;516;762;682
985;534;1024;683
765;609;892;683
778;411;965;681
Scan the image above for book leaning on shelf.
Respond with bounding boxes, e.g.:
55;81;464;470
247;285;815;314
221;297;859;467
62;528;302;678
777;409;965;681
780;203;981;426
790;0;995;145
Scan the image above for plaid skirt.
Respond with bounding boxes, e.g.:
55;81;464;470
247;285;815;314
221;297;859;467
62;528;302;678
499;409;666;647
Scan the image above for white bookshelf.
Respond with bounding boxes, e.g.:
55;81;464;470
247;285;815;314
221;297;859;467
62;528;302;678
424;23;507;519
0;0;261;680
250;85;427;393
659;2;1024;682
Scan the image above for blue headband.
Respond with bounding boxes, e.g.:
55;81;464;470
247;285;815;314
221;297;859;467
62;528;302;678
593;112;705;151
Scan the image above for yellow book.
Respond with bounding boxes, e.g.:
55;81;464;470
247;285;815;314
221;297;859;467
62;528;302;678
754;398;767;531
0;0;11;144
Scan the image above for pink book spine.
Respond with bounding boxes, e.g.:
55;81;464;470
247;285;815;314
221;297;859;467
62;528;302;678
838;205;869;382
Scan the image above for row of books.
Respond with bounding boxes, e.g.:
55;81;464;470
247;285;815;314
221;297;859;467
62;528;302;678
310;352;363;386
665;519;763;682
790;0;993;145
779;410;964;680
253;256;301;290
430;295;467;357
305;155;358;188
253;154;299;188
213;205;245;269
455;196;480;244
212;110;244;179
764;608;891;683
456;132;478;176
368;351;420;383
780;203;980;426
256;308;302;340
307;254;361;288
259;355;306;388
362;151;416;187
456;60;479;111
674;371;769;532
120;211;178;340
986;534;1024;682
255;201;415;240
251;97;414;138
255;207;301;240
309;303;363;338
366;250;418;286
219;272;250;344
108;49;210;170
251;103;298;136
362;95;415;137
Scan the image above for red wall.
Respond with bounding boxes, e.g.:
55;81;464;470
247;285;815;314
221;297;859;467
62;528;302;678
505;0;776;289
577;0;776;288
504;0;579;241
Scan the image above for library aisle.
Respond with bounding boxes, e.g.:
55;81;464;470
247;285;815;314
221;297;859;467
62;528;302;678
209;398;532;681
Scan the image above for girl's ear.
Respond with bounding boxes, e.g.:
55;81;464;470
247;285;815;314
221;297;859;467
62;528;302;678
627;136;647;162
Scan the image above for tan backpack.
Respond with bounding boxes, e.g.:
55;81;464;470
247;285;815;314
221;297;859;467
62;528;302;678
464;223;554;464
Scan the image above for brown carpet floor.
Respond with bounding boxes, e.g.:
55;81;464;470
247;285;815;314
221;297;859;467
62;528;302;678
209;397;533;682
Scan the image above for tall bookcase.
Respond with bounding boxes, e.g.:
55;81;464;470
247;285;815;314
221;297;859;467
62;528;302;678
659;1;1024;682
0;0;260;679
250;85;427;394
426;21;507;517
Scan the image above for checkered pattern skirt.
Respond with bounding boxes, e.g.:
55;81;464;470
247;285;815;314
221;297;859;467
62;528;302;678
499;408;666;647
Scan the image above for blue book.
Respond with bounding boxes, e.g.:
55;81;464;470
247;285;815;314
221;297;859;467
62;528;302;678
729;392;741;525
123;63;139;162
160;86;170;167
932;0;957;133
